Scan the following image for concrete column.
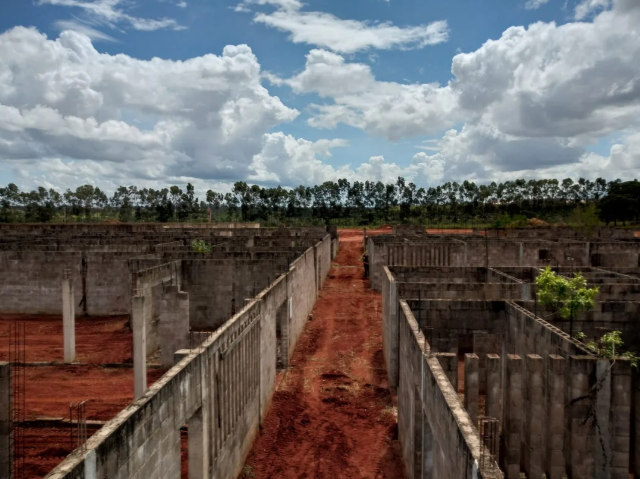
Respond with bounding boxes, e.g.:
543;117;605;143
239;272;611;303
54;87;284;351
486;354;502;425
464;353;479;427
524;354;544;479
519;242;524;266
595;359;612;479
546;354;565;479
566;356;595;479
610;360;632;479
435;353;458;393
62;270;76;363
188;407;209;479
504;354;523;479
521;283;532;301
473;331;488;394
159;287;190;368
0;363;11;479
132;295;147;399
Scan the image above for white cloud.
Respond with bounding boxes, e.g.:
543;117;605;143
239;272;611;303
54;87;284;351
54;19;117;41
270;49;458;140
273;0;640;182
525;0;551;9
0;27;301;186
38;0;185;31
238;0;448;53
176;1;187;7
249;132;351;185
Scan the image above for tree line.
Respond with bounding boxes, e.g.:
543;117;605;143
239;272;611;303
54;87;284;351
1;177;639;227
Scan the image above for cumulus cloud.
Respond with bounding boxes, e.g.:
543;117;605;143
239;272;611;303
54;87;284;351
38;0;185;31
272;0;640;182
238;0;448;53
270;49;458;140
0;27;302;187
524;0;552;9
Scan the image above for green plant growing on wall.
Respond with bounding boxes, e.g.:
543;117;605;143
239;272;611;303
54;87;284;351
535;266;599;320
191;239;212;253
575;331;638;368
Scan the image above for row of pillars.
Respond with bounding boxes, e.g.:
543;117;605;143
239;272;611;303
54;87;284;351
446;353;566;479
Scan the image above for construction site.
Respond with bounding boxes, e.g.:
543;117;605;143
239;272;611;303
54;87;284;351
1;223;640;479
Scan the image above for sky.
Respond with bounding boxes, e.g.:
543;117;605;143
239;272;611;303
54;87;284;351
0;0;639;194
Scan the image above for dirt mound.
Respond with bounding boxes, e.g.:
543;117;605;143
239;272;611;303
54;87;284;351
527;218;549;227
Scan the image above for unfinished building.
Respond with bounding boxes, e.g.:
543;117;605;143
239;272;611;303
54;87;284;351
0;223;337;479
378;226;640;479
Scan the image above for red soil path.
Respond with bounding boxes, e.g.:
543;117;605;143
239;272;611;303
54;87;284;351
241;229;405;479
0;315;132;363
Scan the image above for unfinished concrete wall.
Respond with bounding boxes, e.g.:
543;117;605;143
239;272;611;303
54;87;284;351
0;251;132;315
42;233;331;479
397;301;502;479
132;261;182;355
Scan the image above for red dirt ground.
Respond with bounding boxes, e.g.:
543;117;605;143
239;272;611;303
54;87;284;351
19;367;166;479
0;315;132;363
241;229;406;479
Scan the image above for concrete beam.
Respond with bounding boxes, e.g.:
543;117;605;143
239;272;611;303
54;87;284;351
62;270;75;363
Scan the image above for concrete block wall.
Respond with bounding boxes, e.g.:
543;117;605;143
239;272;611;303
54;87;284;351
0;251;134;315
42;233;331;479
397;301;502;479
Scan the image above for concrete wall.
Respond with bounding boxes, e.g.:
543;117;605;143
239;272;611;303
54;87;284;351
41;234;330;479
0;251;132;315
397;301;502;479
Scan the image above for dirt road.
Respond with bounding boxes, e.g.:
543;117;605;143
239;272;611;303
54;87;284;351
241;229;405;479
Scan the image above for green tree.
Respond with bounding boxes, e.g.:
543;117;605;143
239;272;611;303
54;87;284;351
535;267;599;320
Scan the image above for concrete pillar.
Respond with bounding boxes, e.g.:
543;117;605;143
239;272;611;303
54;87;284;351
595;359;612;479
504;354;523;479
464;353;479;427
524;354;544;479
486;354;502;426
0;363;11;479
473;331;488;394
159;287;190;368
611;360;632;479
519;242;524;266
188;407;209;479
62;270;76;363
566;356;595;479
435;353;458;393
546;354;565;479
521;283;532;301
132;295;147;399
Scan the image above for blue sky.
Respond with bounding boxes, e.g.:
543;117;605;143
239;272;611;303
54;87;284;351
0;0;638;193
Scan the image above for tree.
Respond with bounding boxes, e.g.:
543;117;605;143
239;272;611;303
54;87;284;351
535;267;599;320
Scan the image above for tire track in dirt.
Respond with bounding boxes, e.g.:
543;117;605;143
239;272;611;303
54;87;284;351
241;229;405;479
